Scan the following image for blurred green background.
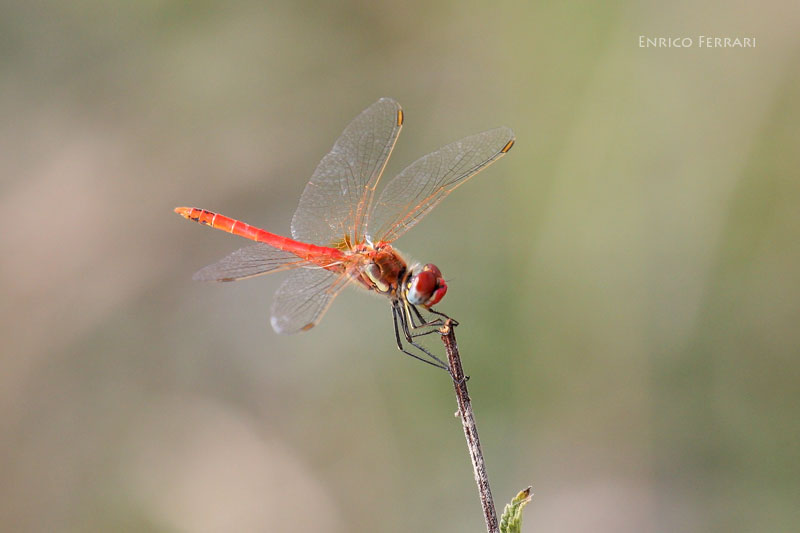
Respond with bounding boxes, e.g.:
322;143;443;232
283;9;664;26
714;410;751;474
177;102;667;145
2;1;798;532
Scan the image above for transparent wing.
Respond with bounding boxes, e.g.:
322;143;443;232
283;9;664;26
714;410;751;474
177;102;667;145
291;98;403;247
367;127;514;243
270;267;351;334
192;243;309;282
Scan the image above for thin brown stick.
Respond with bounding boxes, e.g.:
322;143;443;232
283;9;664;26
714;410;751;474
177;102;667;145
440;319;499;533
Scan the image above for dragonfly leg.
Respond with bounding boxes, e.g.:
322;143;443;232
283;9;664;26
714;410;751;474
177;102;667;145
414;305;467;385
403;300;446;338
392;304;450;372
410;304;446;331
426;306;459;327
397;304;450;370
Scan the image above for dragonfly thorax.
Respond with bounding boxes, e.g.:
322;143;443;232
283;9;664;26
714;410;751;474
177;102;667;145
364;263;391;292
354;243;408;296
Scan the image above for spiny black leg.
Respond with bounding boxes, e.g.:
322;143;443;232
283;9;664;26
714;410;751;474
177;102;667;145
428;306;458;327
403;302;445;339
392;304;449;371
409;328;442;338
409;303;446;329
397;304;450;370
408;337;450;370
407;310;442;338
409;303;425;327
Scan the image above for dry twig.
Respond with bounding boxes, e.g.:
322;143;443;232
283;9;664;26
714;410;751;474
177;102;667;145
440;318;499;533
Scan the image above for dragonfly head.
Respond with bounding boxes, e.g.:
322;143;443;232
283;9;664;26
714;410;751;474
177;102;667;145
405;264;447;308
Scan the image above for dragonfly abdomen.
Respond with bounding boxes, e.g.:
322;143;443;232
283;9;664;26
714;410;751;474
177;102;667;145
174;207;344;264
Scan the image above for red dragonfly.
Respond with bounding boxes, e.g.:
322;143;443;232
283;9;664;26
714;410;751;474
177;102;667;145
176;98;514;369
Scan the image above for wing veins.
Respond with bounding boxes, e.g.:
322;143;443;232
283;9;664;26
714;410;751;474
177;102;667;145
367;126;514;242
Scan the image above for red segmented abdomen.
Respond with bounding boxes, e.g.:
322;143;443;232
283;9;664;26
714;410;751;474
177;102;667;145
174;207;345;264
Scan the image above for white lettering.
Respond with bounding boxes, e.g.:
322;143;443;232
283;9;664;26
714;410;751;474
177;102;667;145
640;35;754;49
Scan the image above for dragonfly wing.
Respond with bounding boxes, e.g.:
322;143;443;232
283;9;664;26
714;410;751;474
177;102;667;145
291;98;403;247
367;127;514;243
192;243;308;282
270;267;350;334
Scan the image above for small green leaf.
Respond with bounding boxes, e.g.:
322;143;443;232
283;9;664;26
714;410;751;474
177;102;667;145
499;486;533;533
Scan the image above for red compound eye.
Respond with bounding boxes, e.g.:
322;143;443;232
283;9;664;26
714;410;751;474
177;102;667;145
406;264;447;307
423;264;442;278
425;284;447;307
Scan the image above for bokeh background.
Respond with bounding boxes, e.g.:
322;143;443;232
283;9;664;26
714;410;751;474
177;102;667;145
2;1;798;532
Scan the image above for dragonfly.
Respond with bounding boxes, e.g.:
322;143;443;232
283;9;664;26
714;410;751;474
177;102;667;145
175;98;514;370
